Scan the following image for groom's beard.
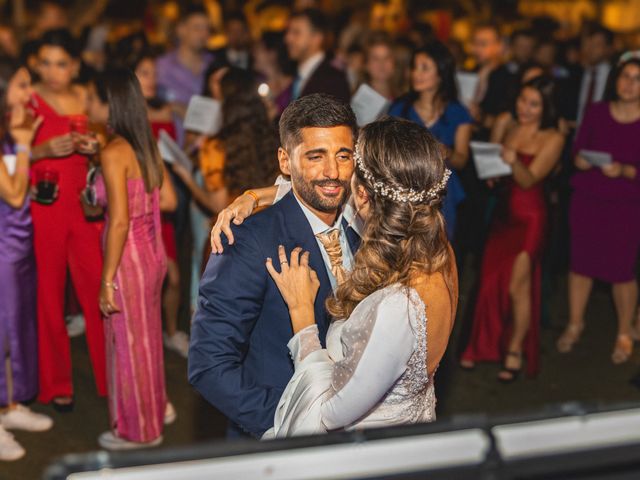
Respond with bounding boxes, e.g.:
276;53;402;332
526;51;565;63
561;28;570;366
292;171;351;214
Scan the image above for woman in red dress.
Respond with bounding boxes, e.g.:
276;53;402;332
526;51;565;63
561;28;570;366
29;29;106;408
460;76;564;381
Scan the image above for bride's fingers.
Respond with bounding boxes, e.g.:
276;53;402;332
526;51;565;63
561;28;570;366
220;215;235;246
265;257;280;281
278;245;289;270
300;251;310;268
289;247;302;268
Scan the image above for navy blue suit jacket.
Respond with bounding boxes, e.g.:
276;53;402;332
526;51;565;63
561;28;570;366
188;191;360;438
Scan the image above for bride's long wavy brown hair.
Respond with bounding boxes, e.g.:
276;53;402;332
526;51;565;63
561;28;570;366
327;116;455;319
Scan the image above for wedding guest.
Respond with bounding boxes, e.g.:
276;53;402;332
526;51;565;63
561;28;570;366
389;41;473;240
557;55;640;363
361;32;399;100
343;43;365;93
132;52;188;358
461;76;564;381
156;5;213;263
253;31;295;120
156;4;213;142
211;11;252;70
29;29;106;410
470;22;507;131
507;29;537;74
494;62;546;124
0;24;19;60
575;25;613;125
171;67;278;256
185;60;229;312
285;8;351;103
86;69;170;450
498;29;538;108
0;62;52;462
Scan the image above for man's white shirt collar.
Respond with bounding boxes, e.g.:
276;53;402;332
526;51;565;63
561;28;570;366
293;191;343;235
297;52;325;83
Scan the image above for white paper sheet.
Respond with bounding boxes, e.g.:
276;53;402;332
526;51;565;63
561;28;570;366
158;130;193;171
350;84;391;127
456;71;479;107
2;154;16;175
471;141;512;180
578;149;613;167
184;95;223;136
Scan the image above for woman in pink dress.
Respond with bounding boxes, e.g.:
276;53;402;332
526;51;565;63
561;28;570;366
132;51;188;359
85;68;170;450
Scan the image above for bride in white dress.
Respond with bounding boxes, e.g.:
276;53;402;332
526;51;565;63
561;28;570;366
212;117;458;438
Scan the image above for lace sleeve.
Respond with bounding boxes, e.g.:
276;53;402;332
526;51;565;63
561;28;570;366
287;324;322;366
320;287;419;430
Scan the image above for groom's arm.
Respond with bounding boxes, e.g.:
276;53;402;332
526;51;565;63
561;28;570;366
188;223;283;438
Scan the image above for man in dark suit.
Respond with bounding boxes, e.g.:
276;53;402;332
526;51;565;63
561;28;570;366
285;8;351;103
188;94;360;438
210;11;253;70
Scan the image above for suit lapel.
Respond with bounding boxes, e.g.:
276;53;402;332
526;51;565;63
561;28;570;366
300;59;326;98
277;192;332;344
342;217;361;254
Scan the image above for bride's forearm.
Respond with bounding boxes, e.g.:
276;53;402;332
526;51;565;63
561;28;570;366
245;185;279;208
290;305;315;334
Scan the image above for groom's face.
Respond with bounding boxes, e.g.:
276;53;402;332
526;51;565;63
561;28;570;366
278;126;354;216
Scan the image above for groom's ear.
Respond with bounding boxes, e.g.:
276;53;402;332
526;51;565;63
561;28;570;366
278;147;292;176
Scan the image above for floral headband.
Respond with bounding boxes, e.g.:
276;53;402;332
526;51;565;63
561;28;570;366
354;143;451;204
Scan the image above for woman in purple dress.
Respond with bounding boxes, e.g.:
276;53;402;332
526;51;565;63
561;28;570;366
557;55;640;363
0;62;52;461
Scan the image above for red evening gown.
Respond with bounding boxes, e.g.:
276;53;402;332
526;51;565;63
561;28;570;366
461;153;545;377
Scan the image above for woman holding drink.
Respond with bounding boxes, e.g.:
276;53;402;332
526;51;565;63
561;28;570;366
30;29;106;410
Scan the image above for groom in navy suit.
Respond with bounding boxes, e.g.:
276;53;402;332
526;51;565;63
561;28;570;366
188;94;360;438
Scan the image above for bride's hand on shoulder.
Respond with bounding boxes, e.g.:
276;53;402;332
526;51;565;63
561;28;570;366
210;192;257;254
266;246;320;331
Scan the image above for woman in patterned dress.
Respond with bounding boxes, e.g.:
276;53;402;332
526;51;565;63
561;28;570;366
86;68;172;450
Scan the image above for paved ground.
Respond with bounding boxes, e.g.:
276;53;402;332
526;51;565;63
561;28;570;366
4;258;640;480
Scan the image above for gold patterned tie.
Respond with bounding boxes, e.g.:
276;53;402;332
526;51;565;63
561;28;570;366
316;229;347;285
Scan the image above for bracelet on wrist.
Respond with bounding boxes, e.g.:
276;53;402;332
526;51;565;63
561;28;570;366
15;144;31;155
243;190;259;208
101;280;118;290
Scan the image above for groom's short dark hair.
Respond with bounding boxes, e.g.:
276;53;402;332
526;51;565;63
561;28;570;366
279;93;358;153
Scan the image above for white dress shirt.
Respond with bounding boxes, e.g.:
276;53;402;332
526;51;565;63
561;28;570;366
577;61;611;124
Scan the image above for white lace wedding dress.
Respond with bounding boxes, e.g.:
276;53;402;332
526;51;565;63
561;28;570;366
262;283;436;439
